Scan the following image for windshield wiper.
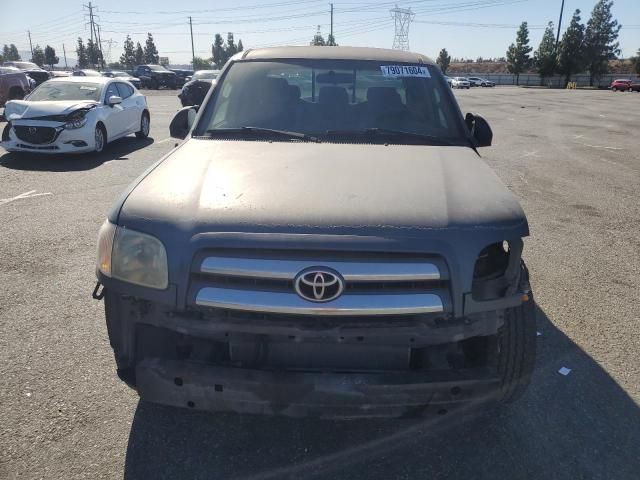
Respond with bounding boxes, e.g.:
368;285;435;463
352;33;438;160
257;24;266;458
205;127;320;143
324;128;461;146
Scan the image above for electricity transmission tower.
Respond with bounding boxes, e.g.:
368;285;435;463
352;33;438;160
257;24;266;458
390;5;415;50
105;39;118;64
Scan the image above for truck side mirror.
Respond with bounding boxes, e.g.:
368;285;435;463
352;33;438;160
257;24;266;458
465;113;493;147
169;106;198;139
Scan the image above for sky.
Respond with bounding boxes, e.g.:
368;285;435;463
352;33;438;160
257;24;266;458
2;0;639;66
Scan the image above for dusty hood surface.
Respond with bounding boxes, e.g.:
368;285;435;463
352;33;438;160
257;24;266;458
4;99;98;120
117;139;527;236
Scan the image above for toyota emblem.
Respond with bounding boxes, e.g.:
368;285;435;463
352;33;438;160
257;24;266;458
294;268;344;303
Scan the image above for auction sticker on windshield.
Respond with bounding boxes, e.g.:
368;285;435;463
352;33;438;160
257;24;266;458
380;65;430;78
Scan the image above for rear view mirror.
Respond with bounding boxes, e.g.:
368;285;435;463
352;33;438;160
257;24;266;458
169;106;198;139
108;95;122;106
465;113;492;147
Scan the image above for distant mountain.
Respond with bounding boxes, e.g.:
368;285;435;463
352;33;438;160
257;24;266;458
14;49;77;69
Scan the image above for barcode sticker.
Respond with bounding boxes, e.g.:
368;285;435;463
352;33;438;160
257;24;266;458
380;65;430;78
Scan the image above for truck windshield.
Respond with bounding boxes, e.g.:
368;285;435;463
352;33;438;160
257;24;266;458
28;82;103;102
196;59;467;144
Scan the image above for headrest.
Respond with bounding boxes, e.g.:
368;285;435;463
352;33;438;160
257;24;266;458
366;87;402;107
318;86;349;106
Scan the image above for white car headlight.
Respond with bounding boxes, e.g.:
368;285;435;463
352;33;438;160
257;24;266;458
96;220;168;289
65;110;88;129
4;102;28;120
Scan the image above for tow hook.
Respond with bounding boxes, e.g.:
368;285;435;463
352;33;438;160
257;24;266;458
92;282;105;300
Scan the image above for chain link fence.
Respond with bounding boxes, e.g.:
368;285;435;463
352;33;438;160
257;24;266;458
453;73;640;88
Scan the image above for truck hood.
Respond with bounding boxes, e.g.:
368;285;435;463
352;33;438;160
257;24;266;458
117;139;528;238
4;99;98;120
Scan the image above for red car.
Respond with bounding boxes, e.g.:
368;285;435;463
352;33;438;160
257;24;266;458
610;79;639;92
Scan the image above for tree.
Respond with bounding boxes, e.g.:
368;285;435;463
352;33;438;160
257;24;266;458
211;33;244;68
134;42;144;65
633;48;640;75
44;45;59;69
327;34;337;46
212;34;225;68
506;22;532;85
193;56;211;70
76;37;88;68
436;48;451;74
31;44;45;67
144;33;159;64
584;0;621;85
534;22;556;84
311;26;325;46
3;44;21;61
226;32;237;58
120;35;136;69
86;38;103;67
557;10;585;86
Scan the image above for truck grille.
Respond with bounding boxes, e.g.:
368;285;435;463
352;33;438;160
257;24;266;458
14;125;58;144
190;250;450;317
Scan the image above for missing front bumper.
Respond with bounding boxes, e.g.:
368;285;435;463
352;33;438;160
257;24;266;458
135;358;501;419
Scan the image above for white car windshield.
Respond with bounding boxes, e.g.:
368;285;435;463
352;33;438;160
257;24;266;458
193;71;219;80
28;82;103;101
9;61;39;69
197;59;465;144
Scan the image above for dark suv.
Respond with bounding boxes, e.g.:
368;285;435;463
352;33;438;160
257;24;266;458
133;64;177;89
2;61;50;85
96;47;536;419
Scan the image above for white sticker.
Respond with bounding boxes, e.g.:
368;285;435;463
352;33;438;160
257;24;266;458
380;65;430;78
79;86;97;90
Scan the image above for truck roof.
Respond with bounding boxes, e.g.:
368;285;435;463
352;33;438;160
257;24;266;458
238;46;436;66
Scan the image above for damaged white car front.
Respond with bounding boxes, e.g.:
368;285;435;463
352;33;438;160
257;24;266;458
1;77;149;154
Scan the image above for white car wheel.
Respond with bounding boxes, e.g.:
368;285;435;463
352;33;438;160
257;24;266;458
136;112;150;138
94;125;106;153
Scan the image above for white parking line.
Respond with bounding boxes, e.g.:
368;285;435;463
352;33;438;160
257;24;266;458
580;143;623;151
0;190;53;206
156;138;172;144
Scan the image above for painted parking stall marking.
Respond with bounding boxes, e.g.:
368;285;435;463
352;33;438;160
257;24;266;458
0;190;53;207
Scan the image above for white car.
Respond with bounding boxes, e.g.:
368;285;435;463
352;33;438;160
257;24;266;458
451;77;471;89
468;76;495;87
1;76;149;154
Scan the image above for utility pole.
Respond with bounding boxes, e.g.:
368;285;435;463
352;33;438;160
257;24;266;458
330;3;334;43
27;30;33;58
555;0;565;47
96;22;105;69
63;43;68;69
189;16;195;69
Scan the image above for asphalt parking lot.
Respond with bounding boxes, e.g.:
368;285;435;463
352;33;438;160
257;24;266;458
1;86;639;479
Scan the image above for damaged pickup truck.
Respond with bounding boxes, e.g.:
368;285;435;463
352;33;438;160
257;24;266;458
95;46;536;418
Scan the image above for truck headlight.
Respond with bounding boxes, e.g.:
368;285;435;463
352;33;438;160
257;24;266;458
96;220;168;289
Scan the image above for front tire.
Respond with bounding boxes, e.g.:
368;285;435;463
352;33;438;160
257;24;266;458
94;124;106;153
497;286;537;404
135;111;150;138
2;123;11;141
